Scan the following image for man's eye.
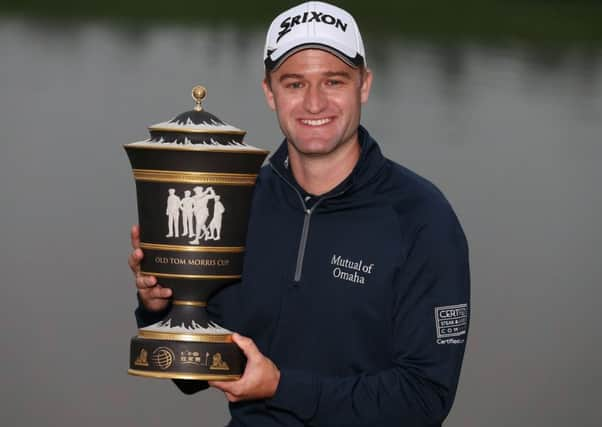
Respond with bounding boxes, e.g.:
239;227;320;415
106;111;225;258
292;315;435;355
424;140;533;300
326;79;343;86
287;82;304;89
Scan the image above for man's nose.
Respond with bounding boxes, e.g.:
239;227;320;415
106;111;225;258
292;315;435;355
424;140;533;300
303;85;328;113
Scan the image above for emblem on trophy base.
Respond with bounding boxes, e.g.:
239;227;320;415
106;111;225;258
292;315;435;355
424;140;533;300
124;85;268;380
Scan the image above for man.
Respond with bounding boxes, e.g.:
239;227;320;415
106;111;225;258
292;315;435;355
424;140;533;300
208;195;225;240
165;188;180;238
129;2;470;426
189;185;216;245
180;189;194;237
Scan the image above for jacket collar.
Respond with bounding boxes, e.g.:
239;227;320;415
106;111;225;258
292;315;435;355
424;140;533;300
268;125;387;198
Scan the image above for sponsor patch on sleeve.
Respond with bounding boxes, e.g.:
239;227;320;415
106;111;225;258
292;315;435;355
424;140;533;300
434;304;468;344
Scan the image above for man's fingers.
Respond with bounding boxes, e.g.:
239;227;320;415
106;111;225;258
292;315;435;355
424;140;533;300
138;284;172;312
136;274;157;290
231;333;260;359
137;278;172;298
128;249;144;274
131;224;141;249
211;384;239;402
209;380;239;396
136;275;173;298
208;380;227;390
149;286;172;299
130;224;171;312
140;296;170;312
143;274;156;288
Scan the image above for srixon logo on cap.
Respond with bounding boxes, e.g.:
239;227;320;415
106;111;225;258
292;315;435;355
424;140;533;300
277;11;348;42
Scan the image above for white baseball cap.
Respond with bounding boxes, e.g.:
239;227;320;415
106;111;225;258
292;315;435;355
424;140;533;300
263;1;366;71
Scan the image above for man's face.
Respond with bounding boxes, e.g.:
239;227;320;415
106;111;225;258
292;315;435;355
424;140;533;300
262;49;372;158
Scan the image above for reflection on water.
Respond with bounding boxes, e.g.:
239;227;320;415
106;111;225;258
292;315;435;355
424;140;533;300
1;18;601;427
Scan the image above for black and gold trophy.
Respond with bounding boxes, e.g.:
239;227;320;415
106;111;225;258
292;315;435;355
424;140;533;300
125;86;268;380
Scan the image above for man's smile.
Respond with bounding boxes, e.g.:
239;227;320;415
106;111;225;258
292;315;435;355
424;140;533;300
299;117;334;126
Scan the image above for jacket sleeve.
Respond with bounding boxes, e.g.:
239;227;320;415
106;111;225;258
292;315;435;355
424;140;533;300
266;208;470;426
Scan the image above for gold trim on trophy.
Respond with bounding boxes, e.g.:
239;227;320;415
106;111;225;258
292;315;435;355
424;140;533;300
147;126;247;136
132;169;258;185
127;369;240;381
172;300;207;307
138;330;233;343
124;144;270;155
140;242;245;253
141;271;241;280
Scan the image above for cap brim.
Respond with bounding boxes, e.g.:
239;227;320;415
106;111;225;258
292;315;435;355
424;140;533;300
265;42;364;71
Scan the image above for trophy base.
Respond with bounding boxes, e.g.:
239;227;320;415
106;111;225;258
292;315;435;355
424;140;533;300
127;369;241;381
129;332;244;380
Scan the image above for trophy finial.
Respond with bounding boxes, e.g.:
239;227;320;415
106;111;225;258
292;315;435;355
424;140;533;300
192;85;207;111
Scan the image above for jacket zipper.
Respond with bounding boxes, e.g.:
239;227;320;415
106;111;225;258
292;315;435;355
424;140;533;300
294;204;319;281
269;162;349;282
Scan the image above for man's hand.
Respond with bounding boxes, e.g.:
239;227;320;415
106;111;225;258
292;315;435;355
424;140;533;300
209;333;280;402
128;224;172;312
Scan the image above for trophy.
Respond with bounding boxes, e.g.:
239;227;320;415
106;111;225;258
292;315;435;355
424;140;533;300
124;85;268;380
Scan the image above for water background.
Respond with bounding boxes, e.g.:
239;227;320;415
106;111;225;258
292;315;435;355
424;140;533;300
1;17;601;426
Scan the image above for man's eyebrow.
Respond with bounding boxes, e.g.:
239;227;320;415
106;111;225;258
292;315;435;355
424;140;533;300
279;73;304;82
323;71;352;79
278;71;352;82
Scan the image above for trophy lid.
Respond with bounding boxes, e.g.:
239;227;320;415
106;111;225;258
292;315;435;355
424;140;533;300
128;85;262;150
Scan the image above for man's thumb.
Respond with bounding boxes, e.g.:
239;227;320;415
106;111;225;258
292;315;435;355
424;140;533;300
232;333;259;359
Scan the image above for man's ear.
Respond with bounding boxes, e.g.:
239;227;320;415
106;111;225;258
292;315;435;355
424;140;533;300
360;68;373;104
262;78;276;111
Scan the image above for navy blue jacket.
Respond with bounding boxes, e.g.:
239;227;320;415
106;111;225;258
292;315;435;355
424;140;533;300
137;126;470;427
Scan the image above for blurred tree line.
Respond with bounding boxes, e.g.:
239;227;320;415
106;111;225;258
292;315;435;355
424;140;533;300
2;0;601;44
